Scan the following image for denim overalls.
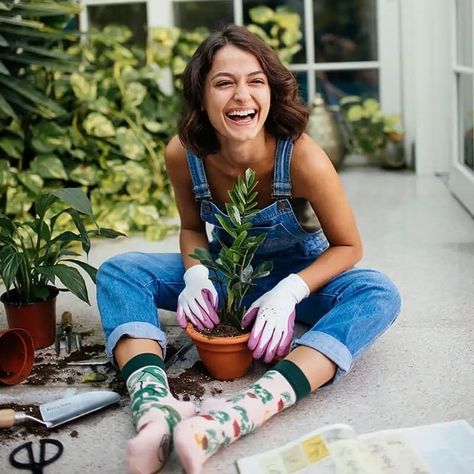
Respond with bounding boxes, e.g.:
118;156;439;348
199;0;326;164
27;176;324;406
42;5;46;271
97;138;401;382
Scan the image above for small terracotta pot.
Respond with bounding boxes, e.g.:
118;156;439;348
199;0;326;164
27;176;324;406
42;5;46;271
1;287;59;350
0;328;34;385
186;324;253;380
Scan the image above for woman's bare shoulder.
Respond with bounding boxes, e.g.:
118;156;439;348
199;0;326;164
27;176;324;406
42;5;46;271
292;133;335;177
165;135;187;164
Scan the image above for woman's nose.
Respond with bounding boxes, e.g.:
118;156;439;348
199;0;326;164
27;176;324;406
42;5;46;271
234;85;250;102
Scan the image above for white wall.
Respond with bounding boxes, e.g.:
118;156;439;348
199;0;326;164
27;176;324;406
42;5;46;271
400;0;453;174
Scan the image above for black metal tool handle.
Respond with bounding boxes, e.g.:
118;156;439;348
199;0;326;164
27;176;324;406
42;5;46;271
9;438;63;473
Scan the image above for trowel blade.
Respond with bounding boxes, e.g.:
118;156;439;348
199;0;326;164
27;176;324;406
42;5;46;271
39;390;121;428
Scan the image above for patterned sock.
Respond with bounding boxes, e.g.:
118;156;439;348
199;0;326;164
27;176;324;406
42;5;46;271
123;353;197;474
174;360;311;474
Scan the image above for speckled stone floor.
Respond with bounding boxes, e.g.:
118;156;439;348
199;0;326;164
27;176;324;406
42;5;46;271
1;162;473;473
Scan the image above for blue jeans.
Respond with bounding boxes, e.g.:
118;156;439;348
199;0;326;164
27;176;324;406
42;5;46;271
97;251;401;382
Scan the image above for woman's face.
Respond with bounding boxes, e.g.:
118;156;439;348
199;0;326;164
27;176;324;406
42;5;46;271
202;44;271;145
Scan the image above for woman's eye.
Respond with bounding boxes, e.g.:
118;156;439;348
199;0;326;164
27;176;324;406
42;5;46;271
216;81;232;87
251;79;265;85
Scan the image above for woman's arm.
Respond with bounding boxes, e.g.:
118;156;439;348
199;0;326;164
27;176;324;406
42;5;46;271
292;133;363;291
164;136;209;269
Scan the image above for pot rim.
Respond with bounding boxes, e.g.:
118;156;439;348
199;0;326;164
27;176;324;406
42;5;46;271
1;286;59;307
186;323;250;345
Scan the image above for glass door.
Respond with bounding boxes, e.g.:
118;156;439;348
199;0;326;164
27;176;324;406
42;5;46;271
450;0;474;214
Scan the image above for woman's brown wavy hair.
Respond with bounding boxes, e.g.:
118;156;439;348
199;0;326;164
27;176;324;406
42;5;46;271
178;24;309;157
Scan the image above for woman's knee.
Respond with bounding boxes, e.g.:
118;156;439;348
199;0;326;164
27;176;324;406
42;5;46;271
361;270;402;321
97;252;148;286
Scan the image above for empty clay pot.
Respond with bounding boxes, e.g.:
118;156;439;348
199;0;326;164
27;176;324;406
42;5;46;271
0;328;34;385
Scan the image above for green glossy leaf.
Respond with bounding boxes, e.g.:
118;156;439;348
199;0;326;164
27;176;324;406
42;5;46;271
91;227;126;239
17;171;43;194
63;259;97;284
35;193;58;219
37;264;89;304
215;214;237;238
0;91;16;118
0;251;23;290
51;188;93;217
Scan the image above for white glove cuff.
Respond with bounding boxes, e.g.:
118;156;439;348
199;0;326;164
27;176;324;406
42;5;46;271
183;264;209;283
283;273;310;303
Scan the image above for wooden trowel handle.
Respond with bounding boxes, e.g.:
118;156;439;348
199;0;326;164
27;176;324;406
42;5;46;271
0;409;16;428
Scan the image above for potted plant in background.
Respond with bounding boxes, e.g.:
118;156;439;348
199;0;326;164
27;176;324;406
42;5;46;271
187;169;273;380
339;96;406;169
0;188;124;349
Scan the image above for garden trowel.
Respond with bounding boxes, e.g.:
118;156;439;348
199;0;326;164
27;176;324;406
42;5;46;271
0;390;121;428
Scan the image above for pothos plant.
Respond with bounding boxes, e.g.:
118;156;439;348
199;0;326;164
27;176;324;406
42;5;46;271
189;169;273;330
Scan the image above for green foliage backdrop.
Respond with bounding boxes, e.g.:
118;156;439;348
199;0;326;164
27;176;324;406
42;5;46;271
0;1;303;240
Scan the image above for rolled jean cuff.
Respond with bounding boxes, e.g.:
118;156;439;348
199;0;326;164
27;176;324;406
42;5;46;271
106;322;168;367
291;331;353;384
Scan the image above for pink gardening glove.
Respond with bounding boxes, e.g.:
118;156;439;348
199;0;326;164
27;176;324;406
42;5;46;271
241;274;310;363
177;265;219;331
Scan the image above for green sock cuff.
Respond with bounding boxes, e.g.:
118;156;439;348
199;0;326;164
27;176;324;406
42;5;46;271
121;353;164;382
272;359;311;401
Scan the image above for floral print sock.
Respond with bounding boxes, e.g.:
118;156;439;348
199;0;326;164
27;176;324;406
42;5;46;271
173;369;298;474
123;355;196;474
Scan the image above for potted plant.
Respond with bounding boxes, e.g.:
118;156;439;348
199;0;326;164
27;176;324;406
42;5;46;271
187;169;273;380
339;96;406;168
0;188;124;349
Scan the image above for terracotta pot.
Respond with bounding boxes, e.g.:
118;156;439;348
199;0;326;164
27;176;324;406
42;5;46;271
1;287;59;350
0;328;34;385
186;324;253;381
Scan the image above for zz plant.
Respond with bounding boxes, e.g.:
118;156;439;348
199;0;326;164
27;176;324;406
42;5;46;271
190;169;273;330
0;188;124;305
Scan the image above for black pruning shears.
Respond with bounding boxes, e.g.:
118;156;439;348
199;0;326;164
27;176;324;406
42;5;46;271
9;438;63;473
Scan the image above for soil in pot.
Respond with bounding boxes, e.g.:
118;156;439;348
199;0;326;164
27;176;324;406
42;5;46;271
186;324;252;381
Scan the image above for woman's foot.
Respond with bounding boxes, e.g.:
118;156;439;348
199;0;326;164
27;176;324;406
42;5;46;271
127;399;196;474
174;369;297;474
123;355;197;473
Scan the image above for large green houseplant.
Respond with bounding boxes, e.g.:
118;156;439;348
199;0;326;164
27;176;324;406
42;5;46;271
186;169;273;380
339;96;405;168
0;188;124;349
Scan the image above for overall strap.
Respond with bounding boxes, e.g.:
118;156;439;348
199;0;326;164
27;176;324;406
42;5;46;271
186;149;212;200
272;138;293;199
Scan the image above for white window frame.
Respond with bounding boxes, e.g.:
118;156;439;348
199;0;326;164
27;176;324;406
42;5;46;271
449;0;474;214
80;0;402;141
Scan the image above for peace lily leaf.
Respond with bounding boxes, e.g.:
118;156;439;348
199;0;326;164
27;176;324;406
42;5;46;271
83;112;115;138
0;159;12;187
0;252;24;290
51;188;93;218
30;155;68;179
63;259;97;283
37;264;89;304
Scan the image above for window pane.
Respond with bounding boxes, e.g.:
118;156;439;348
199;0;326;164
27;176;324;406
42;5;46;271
294;71;309;104
456;0;473;67
243;0;306;64
173;1;233;31
314;0;377;63
316;69;379;106
458;74;474;171
87;3;147;48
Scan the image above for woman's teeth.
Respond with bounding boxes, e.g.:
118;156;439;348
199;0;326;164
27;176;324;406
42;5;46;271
226;109;257;122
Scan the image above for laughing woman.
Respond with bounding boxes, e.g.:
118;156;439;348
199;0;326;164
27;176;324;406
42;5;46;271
97;24;401;474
